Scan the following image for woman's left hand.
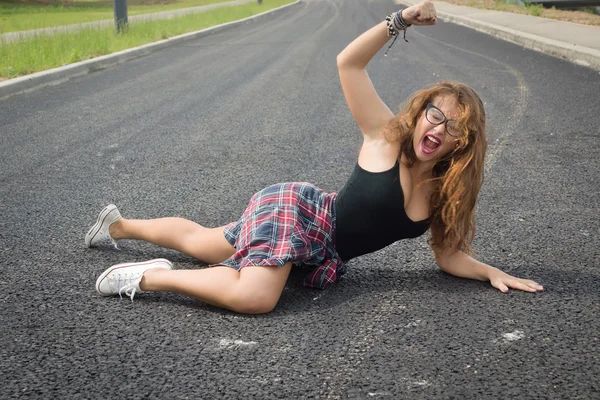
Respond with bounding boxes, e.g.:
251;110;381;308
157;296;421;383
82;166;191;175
488;268;544;293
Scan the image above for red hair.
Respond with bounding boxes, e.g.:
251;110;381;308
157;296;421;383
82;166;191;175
383;81;487;253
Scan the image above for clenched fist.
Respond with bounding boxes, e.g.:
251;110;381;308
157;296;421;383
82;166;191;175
402;0;438;26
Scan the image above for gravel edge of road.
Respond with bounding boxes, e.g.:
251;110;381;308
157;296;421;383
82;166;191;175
0;0;300;102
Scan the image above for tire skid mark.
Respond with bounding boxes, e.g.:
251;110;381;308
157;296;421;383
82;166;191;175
152;0;342;152
320;7;530;396
410;28;531;174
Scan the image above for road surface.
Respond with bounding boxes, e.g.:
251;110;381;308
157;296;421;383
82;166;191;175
1;0;599;398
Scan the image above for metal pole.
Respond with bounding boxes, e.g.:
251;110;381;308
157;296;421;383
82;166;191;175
114;0;129;34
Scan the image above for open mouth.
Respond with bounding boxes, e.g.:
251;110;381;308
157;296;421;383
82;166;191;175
421;134;441;155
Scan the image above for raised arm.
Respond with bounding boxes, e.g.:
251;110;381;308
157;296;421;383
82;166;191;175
336;21;395;138
336;1;438;139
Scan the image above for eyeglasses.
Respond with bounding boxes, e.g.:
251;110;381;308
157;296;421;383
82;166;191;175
425;103;460;137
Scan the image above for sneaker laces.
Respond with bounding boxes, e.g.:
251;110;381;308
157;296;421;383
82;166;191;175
111;272;142;301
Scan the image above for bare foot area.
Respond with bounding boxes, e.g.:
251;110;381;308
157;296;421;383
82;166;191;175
441;0;600;26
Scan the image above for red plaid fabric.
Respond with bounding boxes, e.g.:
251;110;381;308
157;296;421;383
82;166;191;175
215;182;345;289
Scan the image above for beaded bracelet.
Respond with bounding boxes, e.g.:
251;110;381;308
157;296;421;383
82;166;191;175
384;9;411;56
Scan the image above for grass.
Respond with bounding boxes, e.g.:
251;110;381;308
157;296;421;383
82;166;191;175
0;0;232;33
582;7;599;15
0;0;294;80
468;0;543;16
523;1;544;17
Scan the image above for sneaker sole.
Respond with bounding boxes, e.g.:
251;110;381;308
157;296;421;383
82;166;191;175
85;205;119;247
95;258;173;296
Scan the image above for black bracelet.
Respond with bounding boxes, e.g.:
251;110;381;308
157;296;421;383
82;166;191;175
394;9;412;31
384;9;410;56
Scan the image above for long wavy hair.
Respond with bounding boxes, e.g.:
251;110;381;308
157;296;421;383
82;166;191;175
383;81;487;254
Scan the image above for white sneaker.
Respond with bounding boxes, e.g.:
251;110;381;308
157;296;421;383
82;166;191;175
96;258;173;301
85;204;122;248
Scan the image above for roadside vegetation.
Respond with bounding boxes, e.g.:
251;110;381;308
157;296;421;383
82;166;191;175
0;0;294;80
443;0;600;26
0;0;232;33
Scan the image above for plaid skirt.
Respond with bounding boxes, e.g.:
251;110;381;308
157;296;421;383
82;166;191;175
214;182;345;289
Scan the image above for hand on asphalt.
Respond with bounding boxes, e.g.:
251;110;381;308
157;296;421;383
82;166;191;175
488;268;545;293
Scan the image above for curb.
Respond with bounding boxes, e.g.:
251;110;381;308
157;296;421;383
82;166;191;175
397;0;600;70
438;12;600;70
0;0;300;102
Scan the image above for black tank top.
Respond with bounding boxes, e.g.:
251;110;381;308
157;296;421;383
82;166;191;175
334;161;431;261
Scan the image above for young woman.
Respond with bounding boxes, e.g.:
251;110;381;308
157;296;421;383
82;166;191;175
87;0;543;314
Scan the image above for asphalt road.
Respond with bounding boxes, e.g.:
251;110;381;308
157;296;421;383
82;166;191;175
1;0;599;398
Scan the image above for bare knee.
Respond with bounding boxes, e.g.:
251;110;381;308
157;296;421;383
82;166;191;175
228;289;280;314
222;263;290;314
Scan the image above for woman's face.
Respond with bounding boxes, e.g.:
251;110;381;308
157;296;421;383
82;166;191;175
413;94;461;164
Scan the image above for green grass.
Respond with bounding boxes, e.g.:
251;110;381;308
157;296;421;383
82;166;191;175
0;0;231;33
465;0;548;18
0;0;294;79
524;1;544;17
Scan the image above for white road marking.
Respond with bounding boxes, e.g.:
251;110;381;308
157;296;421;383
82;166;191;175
502;330;525;341
218;338;257;348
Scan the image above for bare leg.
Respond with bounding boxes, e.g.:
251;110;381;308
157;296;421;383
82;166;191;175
110;218;235;265
141;263;293;314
